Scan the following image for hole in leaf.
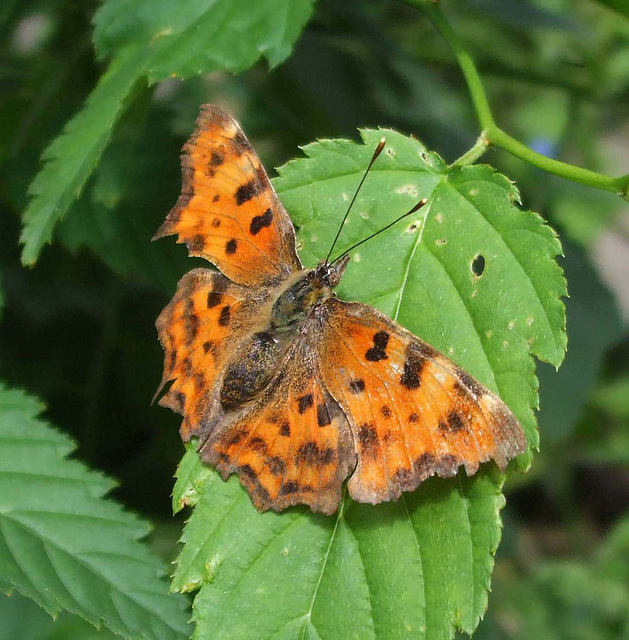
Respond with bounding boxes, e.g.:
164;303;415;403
471;254;486;277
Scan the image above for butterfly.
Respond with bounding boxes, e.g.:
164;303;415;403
153;104;526;515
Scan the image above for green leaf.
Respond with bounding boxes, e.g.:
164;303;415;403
57;97;190;294
592;0;629;19
20;45;147;265
22;0;315;266
479;515;629;640
0;591;119;640
171;130;567;639
0;384;191;640
592;376;629;419
93;0;315;81
536;242;623;443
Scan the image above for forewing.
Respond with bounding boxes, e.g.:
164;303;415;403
153;104;301;286
199;341;356;515
317;298;526;504
155;268;267;440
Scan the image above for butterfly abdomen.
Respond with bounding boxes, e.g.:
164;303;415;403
220;330;287;409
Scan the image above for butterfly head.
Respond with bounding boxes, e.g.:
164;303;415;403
314;254;351;289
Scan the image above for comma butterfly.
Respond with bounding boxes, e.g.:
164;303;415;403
153;105;526;515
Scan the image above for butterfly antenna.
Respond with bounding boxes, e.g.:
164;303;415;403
331;198;428;264
325;137;386;264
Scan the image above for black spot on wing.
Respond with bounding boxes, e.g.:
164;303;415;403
202;341;214;354
249;437;267;453
280;481;299;495
413;452;436;478
235;179;263;205
231;131;250;156
400;343;426;389
349;378;365;394
218;305;231;326
297;442;335;465
267;456;285;476
239;464;256;480
297;393;314;414
250;208;273;235
183;299;200;343
317;402;331;427
225;239;238;254
365;331;389;362
207;277;228;308
357;423;379;458
438;410;466;434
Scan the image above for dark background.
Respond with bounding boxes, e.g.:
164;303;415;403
1;1;628;637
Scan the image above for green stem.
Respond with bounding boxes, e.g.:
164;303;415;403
405;0;629;199
450;132;490;168
487;126;628;195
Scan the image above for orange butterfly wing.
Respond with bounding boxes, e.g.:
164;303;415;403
316;298;526;504
155;268;270;440
153;105;301;286
199;341;356;515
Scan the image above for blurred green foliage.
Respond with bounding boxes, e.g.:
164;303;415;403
1;0;628;638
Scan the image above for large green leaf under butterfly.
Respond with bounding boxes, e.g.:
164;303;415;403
0;384;190;640
172;130;566;640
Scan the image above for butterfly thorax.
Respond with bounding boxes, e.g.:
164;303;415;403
220;257;350;410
